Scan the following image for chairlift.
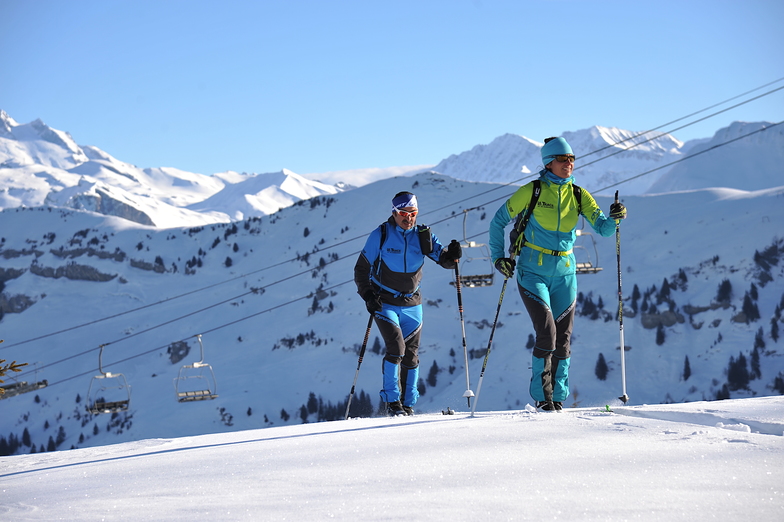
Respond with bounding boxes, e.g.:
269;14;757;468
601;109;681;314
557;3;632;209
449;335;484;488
86;344;131;414
450;209;495;288
0;359;48;400
173;334;218;402
574;217;603;274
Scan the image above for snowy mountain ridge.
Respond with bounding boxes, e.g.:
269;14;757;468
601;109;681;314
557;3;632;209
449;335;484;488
0;110;344;228
2;109;782;230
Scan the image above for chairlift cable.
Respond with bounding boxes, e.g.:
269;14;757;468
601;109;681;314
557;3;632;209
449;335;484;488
6;85;783;382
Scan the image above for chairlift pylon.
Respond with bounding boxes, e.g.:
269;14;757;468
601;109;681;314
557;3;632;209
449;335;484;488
450;209;495;288
86;344;131;414
574;217;603;274
174;334;218;402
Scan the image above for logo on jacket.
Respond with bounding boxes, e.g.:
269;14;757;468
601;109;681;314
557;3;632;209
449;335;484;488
537;201;554;210
386;247;402;254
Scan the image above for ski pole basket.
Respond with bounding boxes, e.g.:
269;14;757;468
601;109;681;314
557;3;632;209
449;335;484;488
174;334;218;402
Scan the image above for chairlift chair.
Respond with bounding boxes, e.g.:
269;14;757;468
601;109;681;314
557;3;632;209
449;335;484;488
0;352;49;400
0;379;49;400
450;209;495;288
573;218;603;274
86;344;131;414
174;334;218;402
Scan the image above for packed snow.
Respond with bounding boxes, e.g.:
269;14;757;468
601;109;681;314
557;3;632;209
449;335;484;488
1;397;782;520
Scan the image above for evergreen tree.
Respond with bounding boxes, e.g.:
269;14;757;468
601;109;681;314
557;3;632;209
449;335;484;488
716;279;732;303
683;355;691;381
371;337;382;355
754;327;765;350
594;353;608;381
56;426;66;447
280;408;290;422
658;278;671;303
299;405;309;423
727;353;750;391
426;360;439;387
773;372;784;395
716;383;731;400
22;427;31;447
47;436;56;452
750;346;761;380
526;334;535;349
307;392;319;414
742;293;760;323
771;317;779;342
655;324;665;346
677;268;688;288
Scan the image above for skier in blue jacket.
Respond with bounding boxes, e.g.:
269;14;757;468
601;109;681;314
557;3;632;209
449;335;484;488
489;137;627;411
354;191;462;416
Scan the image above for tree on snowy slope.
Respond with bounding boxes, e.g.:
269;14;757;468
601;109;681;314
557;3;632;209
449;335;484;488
0;356;28;395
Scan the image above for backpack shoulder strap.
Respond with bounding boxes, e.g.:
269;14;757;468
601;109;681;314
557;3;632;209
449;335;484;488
573;184;582;215
372;222;388;275
509;179;541;256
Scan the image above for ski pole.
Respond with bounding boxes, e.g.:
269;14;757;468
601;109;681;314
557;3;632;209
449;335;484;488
615;191;629;404
451;241;474;408
345;314;374;420
470;274;512;417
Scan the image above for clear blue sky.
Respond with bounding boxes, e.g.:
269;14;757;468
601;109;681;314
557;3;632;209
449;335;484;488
1;0;782;176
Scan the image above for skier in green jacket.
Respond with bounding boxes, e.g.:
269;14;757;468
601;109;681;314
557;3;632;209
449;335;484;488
488;137;627;411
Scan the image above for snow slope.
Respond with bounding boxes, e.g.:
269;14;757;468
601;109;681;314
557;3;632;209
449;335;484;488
1;171;783;460
1;397;782;521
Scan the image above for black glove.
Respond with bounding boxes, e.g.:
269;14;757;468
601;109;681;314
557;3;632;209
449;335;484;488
609;202;627;220
362;289;383;314
494;257;516;279
443;240;462;262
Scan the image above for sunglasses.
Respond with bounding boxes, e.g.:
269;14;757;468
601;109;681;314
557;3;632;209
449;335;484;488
553;155;575;163
396;210;418;218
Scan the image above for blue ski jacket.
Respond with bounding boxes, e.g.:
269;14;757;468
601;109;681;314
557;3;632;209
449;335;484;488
355;216;455;307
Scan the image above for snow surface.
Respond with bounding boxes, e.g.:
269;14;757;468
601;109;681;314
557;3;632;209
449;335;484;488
1;111;784;520
1;397;782;521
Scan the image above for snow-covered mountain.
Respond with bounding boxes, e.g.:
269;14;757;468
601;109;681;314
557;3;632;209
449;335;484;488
647;121;784;193
3;109;783;232
432;127;684;194
432;122;783;196
1;110;783;458
0;110;343;228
